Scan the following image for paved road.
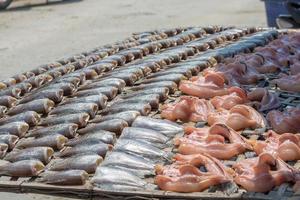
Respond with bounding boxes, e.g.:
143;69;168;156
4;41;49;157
0;0;266;199
0;0;266;80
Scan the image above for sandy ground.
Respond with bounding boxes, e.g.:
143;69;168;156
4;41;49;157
0;0;266;199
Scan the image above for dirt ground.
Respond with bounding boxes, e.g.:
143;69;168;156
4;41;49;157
0;0;266;199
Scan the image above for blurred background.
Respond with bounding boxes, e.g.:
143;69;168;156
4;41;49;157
0;0;266;80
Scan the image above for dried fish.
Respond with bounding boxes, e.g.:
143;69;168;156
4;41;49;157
47;154;102;173
38;170;88;185
80;78;126;93
103;102;151;116
120;127;169;148
49;103;98;119
122;87;169;101
40;113;90;128
132;116;183;137
20;89;64;104
0;111;40;126
60;95;108;109
0;122;29;137
78;119;128;135
132;81;178;94
66;130;116;146
0;160;44;177
7;99;55;115
4;147;54;164
73;87;118;100
27;123;78;138
92;166;155;190
118;94;160;109
102;151;155;177
16;134;68;150
114;139;172;161
57;143;111;158
90;111;140;125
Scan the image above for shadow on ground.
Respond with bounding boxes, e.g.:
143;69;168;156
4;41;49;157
3;0;82;12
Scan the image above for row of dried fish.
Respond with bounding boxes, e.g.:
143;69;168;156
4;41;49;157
92;116;183;191
0;27;191;89
0;27;268;186
0;27;260;175
34;27;260;185
0;27;216;98
0;27;220;184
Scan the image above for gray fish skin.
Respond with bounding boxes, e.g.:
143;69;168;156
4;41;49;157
58;143;111;158
0;160;45;177
39;170;88;185
73;87;118;100
118;94;160;109
109;68;144;80
49;103;98;119
0;88;21;98
0;143;8;158
78;119;128;135
48;154;102;173
7;99;55;115
15;134;68;150
0;105;7;117
0;96;17;108
101;73;138;86
142;73;187;84
0;134;19;150
66;130;116;146
148;68;193;78
26;123;78;138
102;151;155;177
53;77;81;87
38;82;76;96
114;139;171;161
92;166;149;190
63;72;86;84
0;111;40;126
132;116;183;137
120;127;169;148
0;122;29;137
60;95;108;109
81;78;126;93
115;64;152;76
4;147;54;164
90;111;140;125
40;113;90;128
104;102;151;116
20;89;64;104
122;87;169;101
132;81;178;94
